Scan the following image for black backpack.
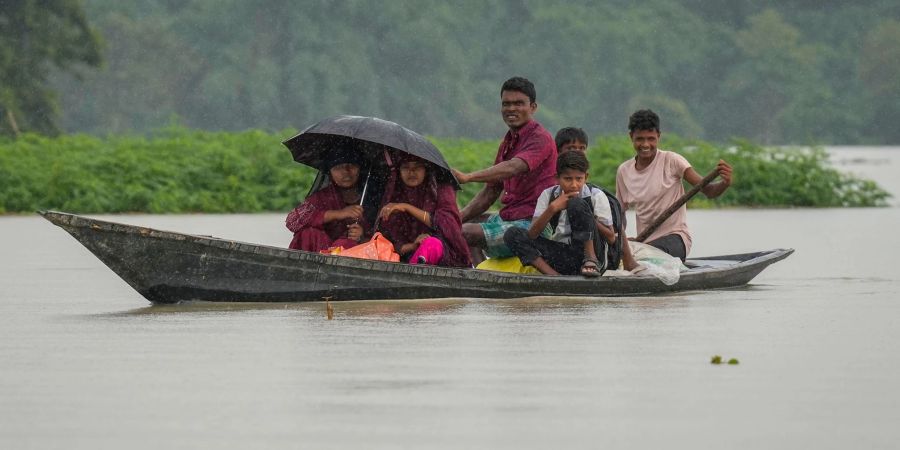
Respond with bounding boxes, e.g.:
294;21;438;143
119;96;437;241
548;183;625;270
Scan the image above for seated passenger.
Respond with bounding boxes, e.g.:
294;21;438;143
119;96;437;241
554;124;641;271
451;77;557;265
286;149;369;252
555;126;589;154
504;151;616;277
379;154;472;268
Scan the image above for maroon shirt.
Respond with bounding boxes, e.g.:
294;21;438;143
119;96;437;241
494;120;558;220
285;184;370;250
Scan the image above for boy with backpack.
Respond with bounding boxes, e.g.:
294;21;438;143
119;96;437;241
503;151;616;277
553;125;643;272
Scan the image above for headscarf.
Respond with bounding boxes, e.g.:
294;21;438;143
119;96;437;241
324;147;366;171
286;150;371;244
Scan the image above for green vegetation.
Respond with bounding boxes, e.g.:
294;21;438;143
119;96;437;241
1;1;102;136
0;129;889;214
0;128;306;214
24;0;897;145
4;2;899;145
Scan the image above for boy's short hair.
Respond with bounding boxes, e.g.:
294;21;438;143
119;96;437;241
628;109;661;134
556;149;590;175
501;76;536;104
555;127;589;150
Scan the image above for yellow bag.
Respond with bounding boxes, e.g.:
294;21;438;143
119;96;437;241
476;257;540;274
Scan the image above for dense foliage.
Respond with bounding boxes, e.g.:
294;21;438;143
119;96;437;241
0;0;102;136
35;0;900;145
0;129;889;214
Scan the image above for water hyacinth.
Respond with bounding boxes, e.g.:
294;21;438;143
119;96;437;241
0;128;889;214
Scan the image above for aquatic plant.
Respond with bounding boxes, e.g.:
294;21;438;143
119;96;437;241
711;355;740;365
0;128;890;214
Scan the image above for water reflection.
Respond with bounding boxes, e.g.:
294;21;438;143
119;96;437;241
113;298;470;318
483;295;690;314
107;294;702;319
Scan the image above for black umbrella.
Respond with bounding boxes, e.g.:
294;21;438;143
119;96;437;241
282;115;459;189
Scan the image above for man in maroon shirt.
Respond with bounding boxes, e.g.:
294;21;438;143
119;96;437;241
452;77;558;264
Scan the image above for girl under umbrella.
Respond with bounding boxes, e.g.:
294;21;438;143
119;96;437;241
378;153;472;268
285;149;371;252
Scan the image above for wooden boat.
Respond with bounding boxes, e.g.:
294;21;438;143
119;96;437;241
41;211;793;304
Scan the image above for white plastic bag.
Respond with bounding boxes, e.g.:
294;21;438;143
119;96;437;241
629;241;687;286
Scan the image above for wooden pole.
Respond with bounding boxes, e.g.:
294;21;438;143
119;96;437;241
324;296;334;320
635;168;719;242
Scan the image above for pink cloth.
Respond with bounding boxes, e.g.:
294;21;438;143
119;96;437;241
408;236;444;265
285;183;368;252
493;120;558;221
616;150;693;255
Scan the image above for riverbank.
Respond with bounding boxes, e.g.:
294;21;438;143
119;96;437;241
0;128;890;214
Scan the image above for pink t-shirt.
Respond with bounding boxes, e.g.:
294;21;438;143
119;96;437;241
616;150;693;255
493;120;557;220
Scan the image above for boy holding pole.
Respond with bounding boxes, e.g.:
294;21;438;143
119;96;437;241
615;109;733;261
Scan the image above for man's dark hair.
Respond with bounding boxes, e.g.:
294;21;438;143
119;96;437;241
556;148;590;175
501;76;536;104
628;109;660;134
555;127;589;150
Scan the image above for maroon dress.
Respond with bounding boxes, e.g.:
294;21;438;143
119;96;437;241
379;170;472;268
286;184;368;252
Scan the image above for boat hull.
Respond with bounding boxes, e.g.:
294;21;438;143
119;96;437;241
41;211;793;303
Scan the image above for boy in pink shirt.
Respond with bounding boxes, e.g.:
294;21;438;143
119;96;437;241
615;110;733;260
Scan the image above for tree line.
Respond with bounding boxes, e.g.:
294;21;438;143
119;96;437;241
3;0;899;144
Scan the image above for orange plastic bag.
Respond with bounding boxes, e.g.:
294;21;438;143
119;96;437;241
329;232;400;262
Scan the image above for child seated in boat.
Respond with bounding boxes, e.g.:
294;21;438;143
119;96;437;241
553;125;641;271
285;149;370;252
503;150;616;277
555;126;589;154
378;154;472;267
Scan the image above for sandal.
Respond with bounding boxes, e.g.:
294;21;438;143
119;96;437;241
580;258;601;278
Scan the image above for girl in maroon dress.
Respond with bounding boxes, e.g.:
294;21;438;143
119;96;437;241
286;150;370;252
378;154;472;268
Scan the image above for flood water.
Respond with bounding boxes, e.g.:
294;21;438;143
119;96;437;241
1;147;898;449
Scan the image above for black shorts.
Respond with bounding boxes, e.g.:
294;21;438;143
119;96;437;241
646;234;686;262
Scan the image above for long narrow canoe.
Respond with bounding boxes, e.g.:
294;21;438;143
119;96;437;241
41;211;793;303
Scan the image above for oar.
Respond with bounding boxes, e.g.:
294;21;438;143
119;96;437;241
634;168;719;242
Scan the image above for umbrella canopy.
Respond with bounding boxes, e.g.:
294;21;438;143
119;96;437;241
282;115;459;188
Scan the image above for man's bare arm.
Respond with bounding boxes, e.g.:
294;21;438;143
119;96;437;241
460;182;503;223
454;158;528;185
684;160;732;199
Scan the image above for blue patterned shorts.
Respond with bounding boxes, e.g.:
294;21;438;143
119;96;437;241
480;214;550;258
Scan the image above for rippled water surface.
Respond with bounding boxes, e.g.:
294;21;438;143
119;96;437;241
1;148;898;449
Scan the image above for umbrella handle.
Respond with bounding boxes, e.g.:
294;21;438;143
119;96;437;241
359;175;370;206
